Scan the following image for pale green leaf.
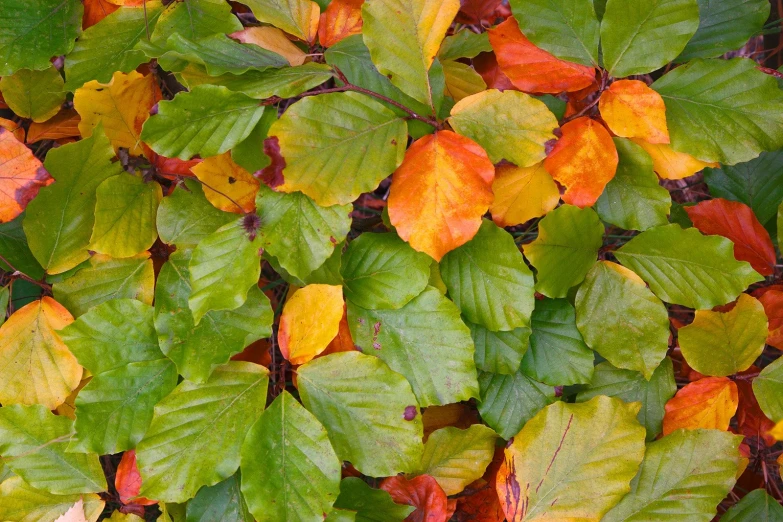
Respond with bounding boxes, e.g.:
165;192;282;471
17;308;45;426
0;67;65;122
186;474;252;522
150;0;242;43
333;478;415;522
157;179;236;247
477;370;556;440
468;321;530;375
240;0;317;41
0;476;104;522
722;489;783;522
753;357;783;422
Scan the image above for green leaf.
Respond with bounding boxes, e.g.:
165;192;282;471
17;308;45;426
241;0;317;41
615;224;762;309
265;241;344;287
0;67;65;122
0;476;105;522
438;30;491;61
415;425;497;495
186;474;252;522
522;205;604;298
509;0;600;66
140;85;267;160
0;214;44;280
600;0;699;77
722;489;783;522
333;477;415;522
576;359;676;441
0;285;8;327
241;391;342;521
158;33;288;75
157;179;236;248
348;286;479;406
652;58;783;165
341;232;431;310
448;89;557;168
269;91;407;206
501;396;646;520
753;357;783;422
441;220;535;331
0;0;82;75
24;126;124;274
477;370;556;440
468;321;530;375
677;0;771;61
150;0;242;44
231;108;276;173
63;3;164;89
137;362;269;503
256;184;351;281
52;253;154;317
575;261;669;379
595;138;671;231
325;509;357;522
520;298;594;386
297;352;424;477
188;218;262;324
602;429;742;522
155;249;273;383
0;405;106;495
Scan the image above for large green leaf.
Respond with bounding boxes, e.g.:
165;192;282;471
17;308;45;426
602;429;742;522
753;357;783;422
150;0;242;43
157;179;236;248
575;261;669;379
468;321;530;375
137;362;269;503
600;0;699;77
0;476;105;522
722;489;783;522
0;67;65;123
615;224;762;309
477;370;556;440
24;127;123;274
522;205;604;298
186;474;252;522
240;391;341;521
158;33;288;75
297;352;424;477
141;85;266;160
0;0;83;75
0;214;44;280
333;478;415;522
0;405;106;495
348;286;479;406
269;91;407;206
652;58;783;165
509;0;600;66
576;359;676;441
441;220;535;331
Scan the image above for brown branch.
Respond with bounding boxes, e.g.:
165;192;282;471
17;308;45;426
0;254;51;291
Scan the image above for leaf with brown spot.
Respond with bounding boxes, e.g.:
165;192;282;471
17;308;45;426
191;152;259;214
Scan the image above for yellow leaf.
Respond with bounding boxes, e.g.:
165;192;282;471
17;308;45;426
231;26;308;66
54;374;91;420
442;60;487;102
769;420;783;442
490;162;559;227
598;80;669;144
74;71;161;156
243;0;320;43
631;138;718;180
191;152;260;214
0;297;81;410
278;284;344;365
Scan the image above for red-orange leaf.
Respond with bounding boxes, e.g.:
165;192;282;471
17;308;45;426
115;450;157;506
685;198;776;276
758;290;783;350
454;482;505;522
83;0;118;28
388;130;494;261
543;117;618;208
735;373;776;446
473;52;515;91
26;109;81;143
488;17;596;94
380;474;451;522
598;80;670;144
318;0;363;47
0;127;51;223
662;377;739;435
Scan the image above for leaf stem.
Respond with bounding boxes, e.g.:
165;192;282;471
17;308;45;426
0;254;51;292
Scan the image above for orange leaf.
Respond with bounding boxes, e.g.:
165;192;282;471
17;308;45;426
758;290;783;350
115;450;157;506
490;162;559;227
543;117;618;208
0;126;51;223
0;117;25;142
685;198;776;276
191;152;259;214
26;109;81;143
598;80;670;144
278;284;344;365
380;474;451;522
83;0;119;28
388;130;494;261
320;304;356;357
662;377;739;435
454;483;505;522
318;0;364;48
151;154;201;181
488;17;596;94
630;139;718;180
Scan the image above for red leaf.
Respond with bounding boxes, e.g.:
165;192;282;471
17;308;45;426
0;127;52;223
151;153;201;180
473;52;515;91
115;450;157;506
455;0;503;24
685;199;776;276
257;136;285;188
758;290;783;350
735;371;776;446
380;474;450;522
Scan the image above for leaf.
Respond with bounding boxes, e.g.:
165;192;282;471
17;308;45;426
242;0;319;42
598;80;670;144
115;450;156;506
0;0;83;75
140;85;267;160
662;377;739;434
0;127;50;223
685;198;777;276
601;429;742;522
600;0;699;77
0;297;80;409
632;139;718;180
361;0;459;107
652;58;783;165
722;488;783;522
297;351;424;476
155;249;273;383
496;396;646;522
157;33;288;76
24;126;123;274
192;152;259;214
522;205;604;298
379;475;450;522
0;404;106;494
279;284;344;365
0;476;105;522
490;163;560;228
487;18;596;94
53;253;155;317
318;0;364;48
240;391;342;521
156;179;236;247
576;358;676;441
438;30;492;61
477;370;556;440
27;109;81;143
334;477;416;522
520;298;594;386
136;362;269;503
149;0;241;43
341;232;431;310
753;357;783;422
415;425;497;495
271;91;407;207
615;224;762;309
231;109;276;174
388;130;495;261
442;59;487;101
0;67;65;122
469;321;530;375
348;286;479;406
576;261;669;379
441;220;535;331
232;26;308;66
186;473;252;522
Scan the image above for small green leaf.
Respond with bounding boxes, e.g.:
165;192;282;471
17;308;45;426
0;476;105;522
150;0;242;44
333;478;415;522
477;370;556;440
722;489;783;522
157;179;236;248
438;30;491;61
468;321;530;375
0;214;44;280
186;474;252;522
231;108;276;173
0;67;65;122
158;33;287;75
753;357;783;422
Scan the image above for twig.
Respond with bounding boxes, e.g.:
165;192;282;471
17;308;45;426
0;254;51;291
